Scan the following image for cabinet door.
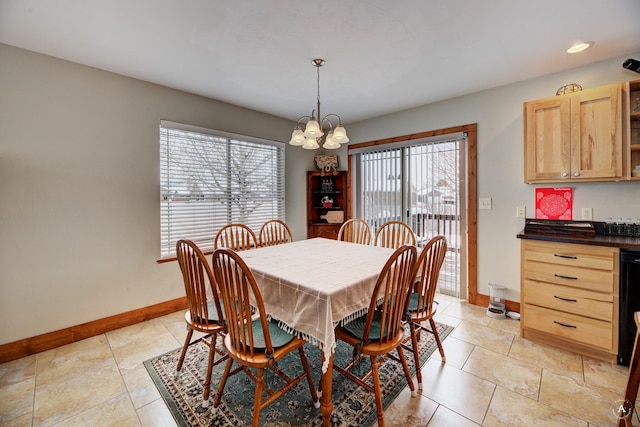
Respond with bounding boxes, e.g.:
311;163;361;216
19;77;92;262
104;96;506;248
524;96;571;182
570;84;623;179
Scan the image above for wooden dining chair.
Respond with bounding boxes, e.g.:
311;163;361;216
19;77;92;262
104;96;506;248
402;235;448;390
338;218;372;245
214;223;258;251
258;219;293;247
334;244;418;427
211;248;319;426
175;239;228;407
618;311;640;427
374;220;416;248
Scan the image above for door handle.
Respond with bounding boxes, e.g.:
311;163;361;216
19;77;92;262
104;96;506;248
554;254;577;259
554;274;578;280
554;295;577;302
554;320;577;329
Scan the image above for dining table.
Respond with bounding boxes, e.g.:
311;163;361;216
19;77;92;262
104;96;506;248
239;237;396;427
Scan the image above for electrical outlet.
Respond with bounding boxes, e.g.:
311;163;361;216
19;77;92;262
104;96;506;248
582;207;593;220
516;206;526;218
479;197;492;210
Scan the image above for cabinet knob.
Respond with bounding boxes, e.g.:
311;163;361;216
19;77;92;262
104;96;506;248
573;172;580;177
561;172;568;177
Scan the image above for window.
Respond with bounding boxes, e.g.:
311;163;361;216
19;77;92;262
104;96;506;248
159;121;285;258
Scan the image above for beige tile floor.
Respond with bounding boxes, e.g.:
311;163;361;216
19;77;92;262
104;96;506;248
0;295;632;426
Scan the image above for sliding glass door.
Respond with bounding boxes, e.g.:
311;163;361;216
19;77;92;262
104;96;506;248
350;133;467;297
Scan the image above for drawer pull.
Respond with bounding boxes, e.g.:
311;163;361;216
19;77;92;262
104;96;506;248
554;254;577;259
553;320;577;329
554;274;578;280
554;295;577;302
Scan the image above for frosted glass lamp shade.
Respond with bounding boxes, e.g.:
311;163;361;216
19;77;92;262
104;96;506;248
332;125;349;143
303;119;323;137
302;138;320;150
289;128;305;145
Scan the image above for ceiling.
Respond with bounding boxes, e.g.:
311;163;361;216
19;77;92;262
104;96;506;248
1;0;640;124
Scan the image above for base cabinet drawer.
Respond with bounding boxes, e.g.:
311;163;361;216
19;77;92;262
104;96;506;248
523;304;613;351
522;240;616;270
523;280;613;321
522;260;614;293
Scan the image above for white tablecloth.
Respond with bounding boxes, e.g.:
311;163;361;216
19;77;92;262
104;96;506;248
239;238;395;372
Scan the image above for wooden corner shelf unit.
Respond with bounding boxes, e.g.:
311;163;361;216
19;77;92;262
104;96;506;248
307;170;347;240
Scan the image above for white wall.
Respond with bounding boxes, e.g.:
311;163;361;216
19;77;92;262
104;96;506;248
345;52;640;303
2;42;639;345
0;44;316;344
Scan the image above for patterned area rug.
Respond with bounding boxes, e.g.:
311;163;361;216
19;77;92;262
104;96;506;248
144;322;453;427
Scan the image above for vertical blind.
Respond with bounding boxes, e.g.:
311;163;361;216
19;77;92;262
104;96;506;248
159;121;285;258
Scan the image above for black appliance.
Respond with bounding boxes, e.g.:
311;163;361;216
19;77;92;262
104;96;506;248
618;250;640;365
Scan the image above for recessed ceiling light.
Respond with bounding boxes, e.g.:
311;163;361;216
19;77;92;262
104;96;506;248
567;41;594;54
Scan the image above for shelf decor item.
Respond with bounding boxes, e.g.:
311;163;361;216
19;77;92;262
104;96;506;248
321;196;334;208
314;154;338;176
556;82;582;95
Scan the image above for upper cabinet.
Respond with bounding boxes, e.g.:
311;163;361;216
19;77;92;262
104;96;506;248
524;83;624;183
629;80;640;180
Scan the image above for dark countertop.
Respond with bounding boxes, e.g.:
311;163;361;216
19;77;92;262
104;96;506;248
517;230;640;250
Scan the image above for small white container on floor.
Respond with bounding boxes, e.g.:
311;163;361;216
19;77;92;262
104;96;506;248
487;284;507;319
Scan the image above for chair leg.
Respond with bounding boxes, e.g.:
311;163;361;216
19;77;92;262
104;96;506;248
175;328;194;377
618;323;640;427
397;345;417;397
429;318;446;362
370;355;385;427
409;322;423;389
202;333;217;407
298;347;320;408
212;357;233;413
253;368;265;427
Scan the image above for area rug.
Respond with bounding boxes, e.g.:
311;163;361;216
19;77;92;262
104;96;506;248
144;322;453;427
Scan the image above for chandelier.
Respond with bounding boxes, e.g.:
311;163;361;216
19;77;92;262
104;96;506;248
289;59;349;150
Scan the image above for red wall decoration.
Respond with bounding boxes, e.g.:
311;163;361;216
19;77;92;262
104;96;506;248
535;187;573;220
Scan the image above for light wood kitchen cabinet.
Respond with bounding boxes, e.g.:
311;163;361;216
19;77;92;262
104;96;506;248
524;83;624;183
628;79;640;180
520;239;619;362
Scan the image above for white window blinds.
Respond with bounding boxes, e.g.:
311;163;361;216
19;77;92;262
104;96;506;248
159;121;285;258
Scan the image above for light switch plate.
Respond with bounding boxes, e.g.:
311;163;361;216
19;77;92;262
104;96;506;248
479;197;492;210
582;207;593;220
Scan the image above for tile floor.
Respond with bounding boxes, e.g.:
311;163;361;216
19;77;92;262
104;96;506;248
0;295;632;426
